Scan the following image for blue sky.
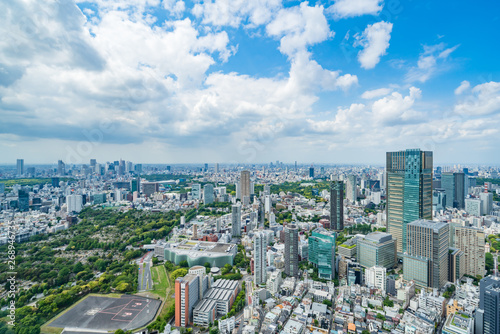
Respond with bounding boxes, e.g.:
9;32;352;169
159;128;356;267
0;0;499;165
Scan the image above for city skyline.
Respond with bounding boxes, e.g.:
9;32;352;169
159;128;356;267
1;0;499;164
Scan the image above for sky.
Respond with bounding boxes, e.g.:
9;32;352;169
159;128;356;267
0;0;499;165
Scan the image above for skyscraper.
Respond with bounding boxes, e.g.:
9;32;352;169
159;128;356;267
480;191;493;215
346;174;357;203
203;184;214;205
192;184;201;200
453;226;485;277
253;232;266;285
386;149;433;253
308;228;336;280
231;204;241;237
442;172;465;209
477;275;500;334
57;160;66;176
309;167;314;178
330;181;344;231
16;159;24;176
240;170;250;200
357;232;396;269
284;224;299;277
405;219;449;289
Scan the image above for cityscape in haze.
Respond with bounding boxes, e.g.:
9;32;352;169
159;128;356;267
1;0;500;334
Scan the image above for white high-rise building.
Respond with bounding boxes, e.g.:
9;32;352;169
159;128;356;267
465;198;482;216
192;184;201;200
67;194;83;213
231;204;241;237
264;195;272;214
16;159;24;176
346;174;357;203
365;266;387;292
480;192;493;215
254;231;266;285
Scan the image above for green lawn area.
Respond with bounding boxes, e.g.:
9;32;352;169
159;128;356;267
150;265;175;318
151;265;169;299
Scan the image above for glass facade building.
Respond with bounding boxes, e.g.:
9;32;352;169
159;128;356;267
330;181;344;231
442;172;465;209
308;228;336;280
357;232;396;269
386;149;433;253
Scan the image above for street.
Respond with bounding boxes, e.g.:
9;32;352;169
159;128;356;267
137;251;154;291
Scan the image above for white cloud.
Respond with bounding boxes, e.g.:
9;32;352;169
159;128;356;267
455;81;500;116
371;87;422;125
163;0;185;17
266;2;332;57
327;0;384;19
192;0;282;28
354;21;393;69
361;87;393;99
406;43;459;83
454;80;470;95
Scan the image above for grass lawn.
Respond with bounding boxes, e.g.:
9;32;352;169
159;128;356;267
150;265;175;318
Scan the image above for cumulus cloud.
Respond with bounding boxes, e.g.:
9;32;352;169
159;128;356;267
454;80;470;95
455;81;500;116
406;43;459;83
266;2;332;57
192;0;282;28
371;87;423;125
354;21;393;69
327;0;384;19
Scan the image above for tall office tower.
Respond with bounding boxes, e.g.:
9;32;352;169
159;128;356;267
284;224;299;277
308;228;336;280
90;159;96;171
309;167;314;178
263;185;271;196
476;275;500;334
204;163;208;172
264;195;272;213
453;226;485;277
357;232;396;269
126;161;133;173
480;191;493;215
67;194;83;213
294;161;297;171
346;174;357;203
386;149;433;253
57;160;66;176
432;188;446;212
192;184;201;200
175;272;208;327
0;183;5;194
330;181;344;231
134;163;143;174
235;182;241;200
131;178;141;193
448;247;465;283
465;176;476;195
253;232;267;285
404;219;449;289
215;163;219;173
142;182;159;197
442;172;465;209
18;188;29;212
118;160;125;176
203;184;214;205
16;159;24;176
231;204;241;237
240;170;251;199
465;198;482;216
193;224;198;240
